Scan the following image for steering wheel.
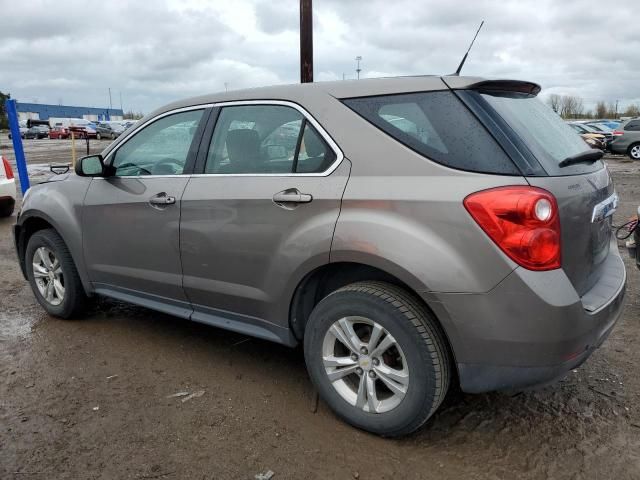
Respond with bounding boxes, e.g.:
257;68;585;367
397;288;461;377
152;158;184;175
116;163;152;176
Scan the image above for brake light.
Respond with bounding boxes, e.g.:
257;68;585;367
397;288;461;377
464;186;561;271
2;157;14;180
613;130;624;136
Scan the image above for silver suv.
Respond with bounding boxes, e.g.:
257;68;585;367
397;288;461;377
611;118;640;159
14;76;626;436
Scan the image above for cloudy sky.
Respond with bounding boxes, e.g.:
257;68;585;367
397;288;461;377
0;0;638;114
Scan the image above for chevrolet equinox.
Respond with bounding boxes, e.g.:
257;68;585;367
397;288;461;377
14;76;626;436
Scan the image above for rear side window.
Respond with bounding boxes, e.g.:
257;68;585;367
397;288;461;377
343;91;518;175
625;121;640;131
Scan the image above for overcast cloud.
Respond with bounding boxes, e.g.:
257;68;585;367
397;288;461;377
0;0;638;113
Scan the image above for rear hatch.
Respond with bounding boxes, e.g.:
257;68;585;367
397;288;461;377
456;83;614;296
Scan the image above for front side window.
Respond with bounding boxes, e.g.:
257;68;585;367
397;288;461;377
204;105;335;174
112;109;203;176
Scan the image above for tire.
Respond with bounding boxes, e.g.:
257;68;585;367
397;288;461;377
628;143;640;160
304;281;451;437
96;132;101;140
25;229;87;318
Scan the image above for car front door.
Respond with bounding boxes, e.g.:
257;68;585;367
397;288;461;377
179;102;349;342
82;107;209;315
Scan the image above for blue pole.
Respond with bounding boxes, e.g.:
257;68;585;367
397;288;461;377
5;99;30;195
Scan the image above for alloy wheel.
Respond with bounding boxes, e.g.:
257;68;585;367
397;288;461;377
630;145;640;160
32;247;65;306
322;316;409;413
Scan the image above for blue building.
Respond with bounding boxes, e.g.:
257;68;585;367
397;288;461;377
15;102;124;123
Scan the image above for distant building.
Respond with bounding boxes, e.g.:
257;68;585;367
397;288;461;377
15;102;124;122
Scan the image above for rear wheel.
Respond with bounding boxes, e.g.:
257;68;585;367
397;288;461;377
96;132;102;140
628;143;640;160
304;281;450;437
25;229;87;318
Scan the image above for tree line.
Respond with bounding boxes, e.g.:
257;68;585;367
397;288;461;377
547;93;640;120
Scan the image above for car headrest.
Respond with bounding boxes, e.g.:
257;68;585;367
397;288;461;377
226;129;260;162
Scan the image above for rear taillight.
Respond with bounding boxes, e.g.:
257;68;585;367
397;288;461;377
613;130;624;136
464;186;561;271
1;157;14;180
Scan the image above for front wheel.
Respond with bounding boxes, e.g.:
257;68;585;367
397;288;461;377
25;229;88;318
628;143;640;160
304;281;451;437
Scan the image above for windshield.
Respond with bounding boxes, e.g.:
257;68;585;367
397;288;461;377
478;91;603;176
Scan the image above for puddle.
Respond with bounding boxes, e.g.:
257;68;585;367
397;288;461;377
0;309;40;342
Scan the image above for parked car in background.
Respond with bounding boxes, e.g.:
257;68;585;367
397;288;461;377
95;122;124;140
24;126;50;139
568;122;608;150
68;125;97;139
589;120;620;130
583;135;606;150
611;118;640;159
7;121;28;140
0;155;16;217
49;126;73;140
14;76;626;437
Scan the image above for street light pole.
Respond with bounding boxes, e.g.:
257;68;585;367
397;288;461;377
355;56;362;80
300;0;313;83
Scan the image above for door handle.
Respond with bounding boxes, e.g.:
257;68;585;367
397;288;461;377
149;193;176;206
273;190;313;204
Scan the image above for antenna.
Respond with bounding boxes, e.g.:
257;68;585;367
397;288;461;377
452;20;484;76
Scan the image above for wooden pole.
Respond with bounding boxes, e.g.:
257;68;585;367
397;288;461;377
71;131;76;167
300;0;313;83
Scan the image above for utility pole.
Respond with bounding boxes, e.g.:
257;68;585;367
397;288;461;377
108;88;113;110
615;99;619;119
355;56;362;79
300;0;313;83
119;92;123;111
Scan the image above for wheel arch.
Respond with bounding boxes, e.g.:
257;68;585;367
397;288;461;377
627;142;640;158
16;211;92;295
288;261;459;378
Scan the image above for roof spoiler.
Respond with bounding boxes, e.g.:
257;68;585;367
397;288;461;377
465;80;541;96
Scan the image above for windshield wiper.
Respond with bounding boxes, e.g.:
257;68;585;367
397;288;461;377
558;149;603;168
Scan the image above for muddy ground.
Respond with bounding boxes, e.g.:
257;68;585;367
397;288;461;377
1;139;640;479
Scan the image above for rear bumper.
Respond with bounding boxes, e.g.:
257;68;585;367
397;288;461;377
610;139;631;154
432;239;626;393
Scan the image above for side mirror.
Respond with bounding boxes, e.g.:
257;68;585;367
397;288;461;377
75;155;114;177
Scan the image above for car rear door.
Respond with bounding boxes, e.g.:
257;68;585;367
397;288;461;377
179;102;349;341
82;107;210;315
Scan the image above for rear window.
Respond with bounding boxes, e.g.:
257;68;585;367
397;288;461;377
343;91;519;175
476;91;603;176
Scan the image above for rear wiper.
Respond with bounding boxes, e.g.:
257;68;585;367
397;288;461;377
558;149;603;168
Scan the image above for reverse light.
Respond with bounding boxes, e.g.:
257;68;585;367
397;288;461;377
1;156;14;180
464;186;561;271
